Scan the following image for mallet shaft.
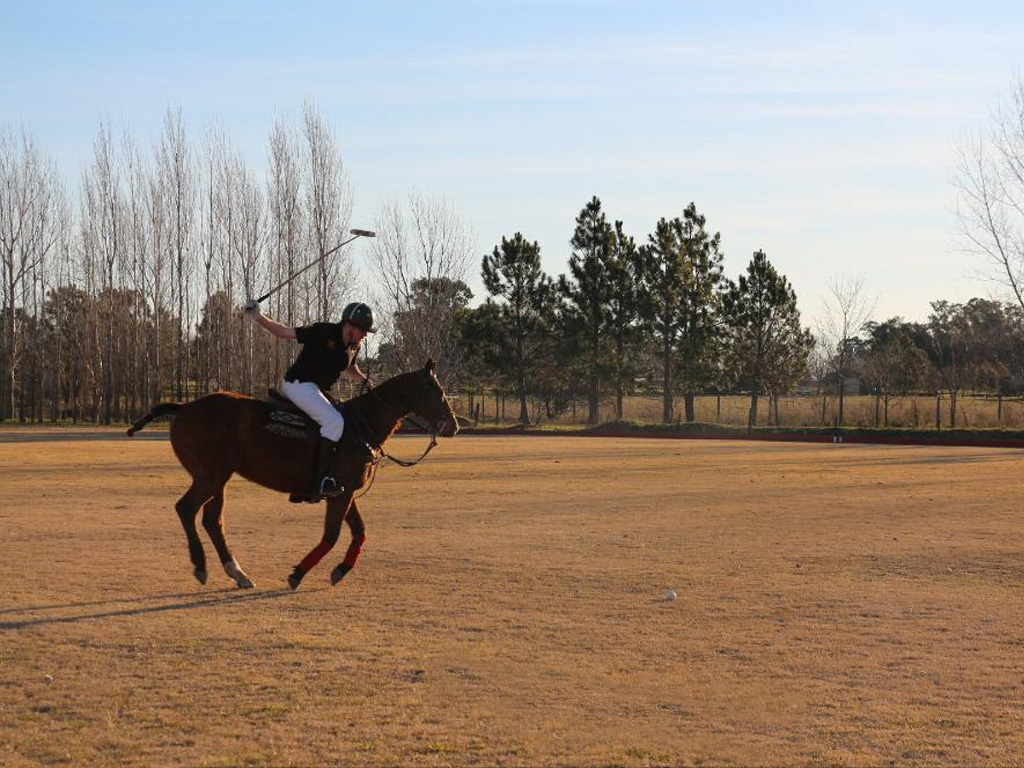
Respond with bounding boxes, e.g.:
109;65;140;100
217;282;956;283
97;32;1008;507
255;229;375;304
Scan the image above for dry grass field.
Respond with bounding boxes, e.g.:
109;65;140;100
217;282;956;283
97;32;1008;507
3;427;1024;766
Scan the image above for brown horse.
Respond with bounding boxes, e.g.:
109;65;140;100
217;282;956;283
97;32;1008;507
127;360;458;590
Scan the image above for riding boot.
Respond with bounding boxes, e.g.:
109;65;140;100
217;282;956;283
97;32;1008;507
288;437;342;504
313;436;342;499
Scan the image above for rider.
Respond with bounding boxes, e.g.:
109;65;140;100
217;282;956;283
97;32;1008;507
245;299;375;500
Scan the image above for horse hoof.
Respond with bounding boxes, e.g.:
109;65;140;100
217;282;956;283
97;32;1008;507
288;571;304;591
193;568;207;585
224;560;255;589
330;564;352;586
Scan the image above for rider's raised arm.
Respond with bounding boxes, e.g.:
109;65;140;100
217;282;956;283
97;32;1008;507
245;300;297;340
259;316;297;340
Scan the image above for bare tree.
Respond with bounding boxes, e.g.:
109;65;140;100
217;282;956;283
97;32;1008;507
157;108;197;401
80;120;129;424
43;195;74;421
220;146;268;394
302;103;352;322
208;134;245;391
267;119;303;381
954;76;1024;313
198;127;230;393
0;128;64;420
123;133;151;416
143;137;173;402
369;191;474;379
817;275;875;427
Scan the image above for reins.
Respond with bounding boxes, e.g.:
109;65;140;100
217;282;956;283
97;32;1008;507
347;371;441;469
347;387;439;500
382;431;438;467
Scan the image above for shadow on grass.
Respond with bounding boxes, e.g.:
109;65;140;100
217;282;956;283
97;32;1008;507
0;588;243;615
0;586;329;630
0;430;168;443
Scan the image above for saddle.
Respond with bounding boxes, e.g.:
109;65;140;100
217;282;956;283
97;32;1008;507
267;388;304;414
263;389;374;456
264;389;320;443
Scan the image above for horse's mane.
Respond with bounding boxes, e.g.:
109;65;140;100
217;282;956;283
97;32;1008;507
346;368;422;411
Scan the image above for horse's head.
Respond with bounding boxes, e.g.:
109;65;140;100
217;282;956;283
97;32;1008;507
410;359;459;438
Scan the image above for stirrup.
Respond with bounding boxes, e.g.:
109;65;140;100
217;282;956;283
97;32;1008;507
318;476;345;498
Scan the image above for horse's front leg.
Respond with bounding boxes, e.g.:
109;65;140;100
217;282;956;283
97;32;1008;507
331;500;367;586
288;492;351;590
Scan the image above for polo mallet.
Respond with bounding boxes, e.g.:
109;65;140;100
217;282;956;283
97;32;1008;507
253;228;376;304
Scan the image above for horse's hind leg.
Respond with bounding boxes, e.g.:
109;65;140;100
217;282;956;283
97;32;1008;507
331;501;367;586
201;489;255;589
176;481;217;585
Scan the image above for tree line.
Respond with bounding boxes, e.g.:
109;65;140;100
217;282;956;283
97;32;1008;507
1;105;358;424
443;198;812;428
411;200;1024;430
5;109;1024;429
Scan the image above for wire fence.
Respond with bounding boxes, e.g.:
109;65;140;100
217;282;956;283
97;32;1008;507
449;391;1024;430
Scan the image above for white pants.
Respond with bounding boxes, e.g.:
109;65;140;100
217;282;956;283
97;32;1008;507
281;379;345;442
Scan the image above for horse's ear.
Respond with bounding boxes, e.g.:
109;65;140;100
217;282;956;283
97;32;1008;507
424;359;435;374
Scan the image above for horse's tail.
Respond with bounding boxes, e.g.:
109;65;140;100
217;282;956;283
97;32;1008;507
126;402;182;437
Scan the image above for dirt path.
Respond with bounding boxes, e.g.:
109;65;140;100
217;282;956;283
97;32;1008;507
2;431;1024;765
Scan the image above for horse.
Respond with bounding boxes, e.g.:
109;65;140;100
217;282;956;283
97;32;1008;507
127;360;458;590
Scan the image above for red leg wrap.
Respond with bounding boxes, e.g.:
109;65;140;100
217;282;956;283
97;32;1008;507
297;539;334;573
342;534;367;568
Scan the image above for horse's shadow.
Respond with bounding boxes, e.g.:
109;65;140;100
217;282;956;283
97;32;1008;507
0;586;327;630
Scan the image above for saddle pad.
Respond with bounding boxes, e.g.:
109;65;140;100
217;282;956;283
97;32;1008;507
270;410;309;428
265;410;319;443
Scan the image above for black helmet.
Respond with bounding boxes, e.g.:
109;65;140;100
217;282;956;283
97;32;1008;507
342;301;376;333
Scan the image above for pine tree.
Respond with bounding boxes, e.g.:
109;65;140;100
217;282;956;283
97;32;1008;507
637;203;724;423
607;220;641;420
481;233;557;424
558;197;615;424
723;250;813;429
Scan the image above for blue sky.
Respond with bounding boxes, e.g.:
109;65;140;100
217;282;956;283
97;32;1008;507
3;0;1023;326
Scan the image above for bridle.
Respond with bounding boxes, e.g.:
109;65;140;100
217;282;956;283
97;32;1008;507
340;380;444;500
347;372;442;469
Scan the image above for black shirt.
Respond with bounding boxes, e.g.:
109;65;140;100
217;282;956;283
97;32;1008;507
285;322;357;392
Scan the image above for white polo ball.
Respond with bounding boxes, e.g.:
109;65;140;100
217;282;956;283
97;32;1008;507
665;589;677;601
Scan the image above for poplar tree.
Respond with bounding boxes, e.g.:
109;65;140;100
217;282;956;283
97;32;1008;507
0;129;63;420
